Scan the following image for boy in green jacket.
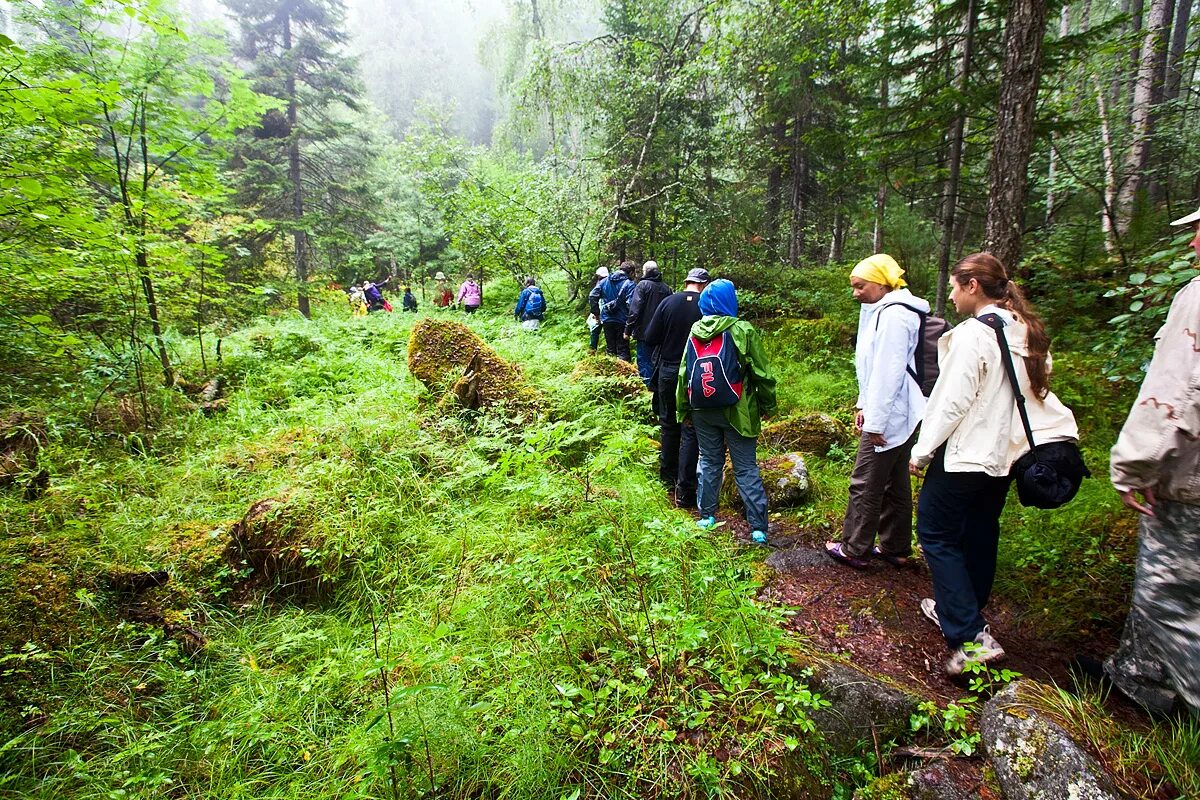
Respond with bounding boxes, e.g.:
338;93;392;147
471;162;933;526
677;279;777;544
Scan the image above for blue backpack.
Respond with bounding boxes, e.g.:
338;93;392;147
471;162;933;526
685;331;744;408
525;287;545;316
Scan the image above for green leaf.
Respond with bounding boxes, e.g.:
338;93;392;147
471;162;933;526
17;178;41;198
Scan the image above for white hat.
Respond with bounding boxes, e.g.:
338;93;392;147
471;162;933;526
434;271;447;280
595;266;609;278
1170;206;1200;226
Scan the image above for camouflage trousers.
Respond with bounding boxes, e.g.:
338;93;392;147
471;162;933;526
1105;498;1200;717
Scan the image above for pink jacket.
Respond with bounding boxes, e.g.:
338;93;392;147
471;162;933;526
456;281;481;307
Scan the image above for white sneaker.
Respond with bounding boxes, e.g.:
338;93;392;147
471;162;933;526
920;598;940;627
946;626;1006;676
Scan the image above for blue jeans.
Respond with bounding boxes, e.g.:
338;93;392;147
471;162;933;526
635;341;655;387
693;409;768;532
916;448;1012;648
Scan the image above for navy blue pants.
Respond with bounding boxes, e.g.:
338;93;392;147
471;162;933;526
656;367;698;501
916;448;1012;648
635;341;655;387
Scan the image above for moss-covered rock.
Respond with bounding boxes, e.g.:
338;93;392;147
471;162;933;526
0;411;46;489
569;354;646;401
794;657;920;755
407;319;540;415
761;413;852;455
721;452;812;509
223;497;342;602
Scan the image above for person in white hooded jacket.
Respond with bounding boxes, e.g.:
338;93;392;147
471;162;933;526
827;254;929;569
909;252;1079;676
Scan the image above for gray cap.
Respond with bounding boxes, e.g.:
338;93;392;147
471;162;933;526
685;268;711;284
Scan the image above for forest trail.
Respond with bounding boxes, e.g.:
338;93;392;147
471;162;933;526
692;505;1123;708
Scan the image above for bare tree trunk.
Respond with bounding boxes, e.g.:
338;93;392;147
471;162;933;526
1046;5;1070;224
983;0;1049;270
765;120;785;254
787;105;807;269
1097;79;1120;253
873;64;890;253
1165;0;1193;101
935;0;978;315
1116;0;1173;233
828;210;846;262
283;13;310;319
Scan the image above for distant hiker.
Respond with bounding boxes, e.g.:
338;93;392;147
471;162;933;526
678;278;777;545
1103;207;1200;718
402;287;418;312
363;279;391;312
514;276;546;331
589;261;636;360
587;266;608;352
348;284;368;317
433;272;453;308
909;253;1079;676
827;254;932;570
457;277;482;313
643;267;709;507
626;260;673;387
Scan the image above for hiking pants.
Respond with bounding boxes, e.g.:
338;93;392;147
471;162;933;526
657;367;698;502
635;341;655;387
589;324;601;351
693;409;767;532
916;448;1011;649
841;430;917;558
603;322;631;361
1105;499;1200;717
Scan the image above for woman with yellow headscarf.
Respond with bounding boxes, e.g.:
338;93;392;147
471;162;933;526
826;253;931;570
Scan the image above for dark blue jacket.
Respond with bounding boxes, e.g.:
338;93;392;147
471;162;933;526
514;286;546;321
588;271;636;324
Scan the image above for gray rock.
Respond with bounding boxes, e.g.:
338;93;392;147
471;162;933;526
851;764;970;800
722;451;813;509
804;661;920;753
766;546;828;572
981;682;1125;800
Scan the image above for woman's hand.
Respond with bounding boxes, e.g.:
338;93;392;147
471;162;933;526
854;411;865;432
908;460;924;476
1118;486;1156;516
866;432;886;447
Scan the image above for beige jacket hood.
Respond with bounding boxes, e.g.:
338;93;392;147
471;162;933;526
912;305;1079;476
1110;277;1200;504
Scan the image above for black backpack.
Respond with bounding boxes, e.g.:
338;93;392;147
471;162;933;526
875;302;948;396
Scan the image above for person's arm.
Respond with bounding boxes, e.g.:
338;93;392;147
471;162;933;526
742;325;777;416
910;324;988;467
514;288;528;318
861;307;915;443
1110;280;1200;512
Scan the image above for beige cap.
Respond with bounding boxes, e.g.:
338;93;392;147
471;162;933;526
1169;206;1200;226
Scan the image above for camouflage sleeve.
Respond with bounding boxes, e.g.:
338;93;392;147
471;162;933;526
1110;280;1200;492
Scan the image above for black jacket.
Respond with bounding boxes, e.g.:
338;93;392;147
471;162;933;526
641;290;702;371
625;275;672;339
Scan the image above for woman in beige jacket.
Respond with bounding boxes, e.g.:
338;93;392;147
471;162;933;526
909;253;1079;676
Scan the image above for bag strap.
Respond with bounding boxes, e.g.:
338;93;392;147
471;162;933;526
975;313;1038;458
873;302;926;387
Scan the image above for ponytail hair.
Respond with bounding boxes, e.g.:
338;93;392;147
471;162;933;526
951;252;1051;399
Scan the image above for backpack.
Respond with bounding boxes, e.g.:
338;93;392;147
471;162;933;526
685;331;744;409
525;287;545;316
875;302;947;396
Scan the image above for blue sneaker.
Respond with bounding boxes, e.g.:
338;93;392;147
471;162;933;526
696;516;717;530
750;530;768;545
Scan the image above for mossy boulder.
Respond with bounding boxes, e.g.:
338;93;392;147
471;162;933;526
981;681;1123;800
721;452;812;509
407;319;540;415
761;414;852;456
796;658;920;754
570;355;646;401
853;764;973;800
223;498;342;602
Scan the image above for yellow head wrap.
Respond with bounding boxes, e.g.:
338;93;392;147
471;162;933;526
850;254;907;289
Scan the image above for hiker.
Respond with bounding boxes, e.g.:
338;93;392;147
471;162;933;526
589;261;636;360
363;278;391;312
348;283;368;317
642;267;709;507
1103;207;1200;718
587;266;608;352
827;254;930;569
401;287;418;312
514;276;546;331
626;260;673;387
679;278;777;545
456;277;482;313
909;253;1079;676
433;272;453;308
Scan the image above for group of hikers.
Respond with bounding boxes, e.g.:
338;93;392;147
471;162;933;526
606;215;1197;717
345;273;487;316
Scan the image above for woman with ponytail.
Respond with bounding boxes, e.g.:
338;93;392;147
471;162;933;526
909;253;1080;676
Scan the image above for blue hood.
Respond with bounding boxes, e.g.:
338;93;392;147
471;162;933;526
699;279;737;317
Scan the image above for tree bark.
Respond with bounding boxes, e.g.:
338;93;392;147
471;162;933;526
787;104;808;269
982;0;1049;271
283;12;310;319
1096;79;1120;253
765;119;785;253
1116;0;1173;233
873;62;890;253
828;210;846;262
1046;5;1070;224
935;0;978;315
1165;0;1192;101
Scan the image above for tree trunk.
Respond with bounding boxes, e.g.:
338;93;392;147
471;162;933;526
936;0;978;315
787;106;807;269
283;13;310;319
765;119;785;253
1046;5;1070;224
873;64;890;253
983;0;1049;270
1165;0;1192;101
828;210;846;262
1116;0;1173;233
1096;79;1120;253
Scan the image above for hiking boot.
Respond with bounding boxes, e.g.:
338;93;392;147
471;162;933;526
697;516;718;530
675;492;697;509
920;598;940;627
750;530;768;545
946;626;1006;676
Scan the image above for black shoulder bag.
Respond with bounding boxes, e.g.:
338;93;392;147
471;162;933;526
976;313;1091;509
